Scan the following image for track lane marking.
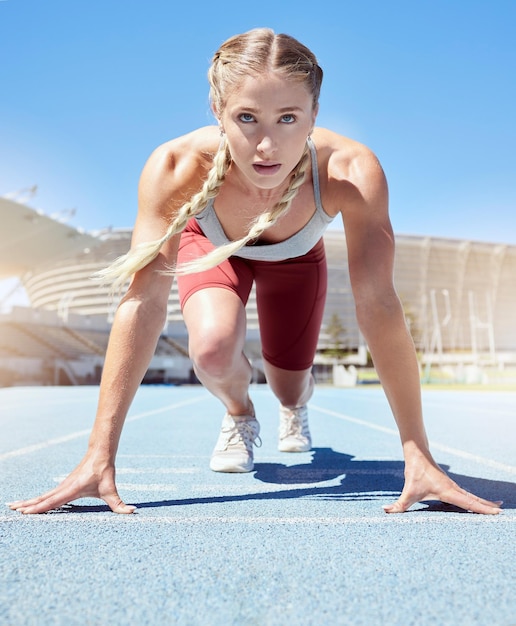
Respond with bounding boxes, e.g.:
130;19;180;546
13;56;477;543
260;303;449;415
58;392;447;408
311;404;516;475
1;514;513;524
0;396;206;460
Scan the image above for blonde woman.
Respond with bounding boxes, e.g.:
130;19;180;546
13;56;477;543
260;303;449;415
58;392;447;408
9;28;501;515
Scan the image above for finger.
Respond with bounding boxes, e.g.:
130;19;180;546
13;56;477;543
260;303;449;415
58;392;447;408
9;480;91;514
382;495;415;514
441;489;502;515
8;485;64;510
12;493;136;515
8;493;59;512
12;474;91;507
451;483;503;508
15;491;76;514
13;485;137;515
383;503;404;514
101;492;137;515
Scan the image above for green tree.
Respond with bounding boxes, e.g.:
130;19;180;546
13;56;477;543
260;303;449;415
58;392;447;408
324;312;347;358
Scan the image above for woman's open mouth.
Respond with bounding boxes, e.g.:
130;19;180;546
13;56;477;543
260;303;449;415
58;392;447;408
252;162;281;176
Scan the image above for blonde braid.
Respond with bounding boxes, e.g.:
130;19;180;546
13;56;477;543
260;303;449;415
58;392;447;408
176;142;311;275
94;139;231;292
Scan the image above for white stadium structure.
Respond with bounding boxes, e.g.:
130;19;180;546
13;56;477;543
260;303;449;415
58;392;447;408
1;194;515;387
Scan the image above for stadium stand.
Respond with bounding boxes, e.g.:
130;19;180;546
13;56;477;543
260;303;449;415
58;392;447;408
1;196;515;386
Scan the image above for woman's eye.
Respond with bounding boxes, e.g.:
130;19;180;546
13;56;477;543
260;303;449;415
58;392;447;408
281;114;296;123
239;113;255;123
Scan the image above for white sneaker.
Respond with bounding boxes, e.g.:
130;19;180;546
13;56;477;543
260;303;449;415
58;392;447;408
278;404;312;452
210;413;261;473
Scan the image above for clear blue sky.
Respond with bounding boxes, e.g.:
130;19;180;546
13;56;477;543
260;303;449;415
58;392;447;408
1;0;515;245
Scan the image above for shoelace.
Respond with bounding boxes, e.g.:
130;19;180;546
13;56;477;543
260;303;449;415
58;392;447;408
221;421;262;450
280;409;306;438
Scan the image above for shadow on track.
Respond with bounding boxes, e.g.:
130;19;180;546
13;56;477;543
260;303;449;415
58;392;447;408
54;447;516;514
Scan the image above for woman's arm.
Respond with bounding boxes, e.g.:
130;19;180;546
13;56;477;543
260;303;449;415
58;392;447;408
8;268;174;515
8;136;206;514
334;144;501;515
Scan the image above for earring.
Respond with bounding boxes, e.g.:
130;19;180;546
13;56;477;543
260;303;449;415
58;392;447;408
219;127;225;136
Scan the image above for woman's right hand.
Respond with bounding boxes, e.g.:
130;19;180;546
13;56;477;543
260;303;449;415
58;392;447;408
7;454;136;515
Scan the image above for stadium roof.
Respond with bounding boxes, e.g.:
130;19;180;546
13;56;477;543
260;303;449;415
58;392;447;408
0;196;101;278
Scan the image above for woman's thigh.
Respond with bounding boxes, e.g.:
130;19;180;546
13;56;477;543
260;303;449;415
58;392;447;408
254;239;327;371
177;225;255;356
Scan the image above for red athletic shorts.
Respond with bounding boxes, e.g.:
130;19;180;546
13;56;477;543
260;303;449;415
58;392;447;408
177;219;327;371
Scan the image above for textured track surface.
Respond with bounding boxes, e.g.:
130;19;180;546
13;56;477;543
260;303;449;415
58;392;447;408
1;385;515;625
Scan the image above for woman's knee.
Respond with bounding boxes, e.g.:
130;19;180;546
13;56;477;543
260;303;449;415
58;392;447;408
189;330;242;378
183;288;247;378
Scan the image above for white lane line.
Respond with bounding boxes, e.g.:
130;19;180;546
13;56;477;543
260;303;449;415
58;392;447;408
0;398;98;412
116;468;200;475
124;396;206;424
311;404;516;475
422;400;515;418
335;391;516;417
0;396;206;460
50;477;346;493
52;468;199;483
187;479;345;493
0;514;513;524
117;484;179;492
427;442;516;474
117;454;204;458
0;429;92;460
311;404;399;436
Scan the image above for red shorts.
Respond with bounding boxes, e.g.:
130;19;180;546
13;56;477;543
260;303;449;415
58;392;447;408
177;219;327;371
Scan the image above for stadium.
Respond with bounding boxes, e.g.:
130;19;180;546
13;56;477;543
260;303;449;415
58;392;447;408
1;193;515;387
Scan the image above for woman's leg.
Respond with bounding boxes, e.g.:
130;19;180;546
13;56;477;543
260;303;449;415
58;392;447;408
177;224;260;472
182;286;252;416
178;222;256;415
182;287;261;472
262;361;314;409
254;239;327;451
263;362;315;452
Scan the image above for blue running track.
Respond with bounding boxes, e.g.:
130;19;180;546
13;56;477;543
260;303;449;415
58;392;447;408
1;385;515;625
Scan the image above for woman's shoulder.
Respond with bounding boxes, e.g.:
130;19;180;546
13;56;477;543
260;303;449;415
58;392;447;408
137;126;220;216
311;127;383;181
311;127;387;215
144;126;220;177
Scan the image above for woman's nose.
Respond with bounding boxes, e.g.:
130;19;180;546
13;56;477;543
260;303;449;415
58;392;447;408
257;134;277;156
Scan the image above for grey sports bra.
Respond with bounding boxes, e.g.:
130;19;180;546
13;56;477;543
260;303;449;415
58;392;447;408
194;136;334;261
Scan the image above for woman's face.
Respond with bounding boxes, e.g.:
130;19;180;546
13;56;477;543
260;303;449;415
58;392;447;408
218;72;317;191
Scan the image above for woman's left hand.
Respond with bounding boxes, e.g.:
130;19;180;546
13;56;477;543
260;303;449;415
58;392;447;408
383;459;502;514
